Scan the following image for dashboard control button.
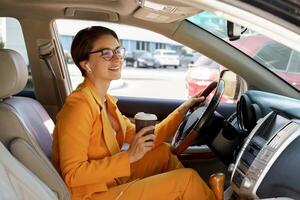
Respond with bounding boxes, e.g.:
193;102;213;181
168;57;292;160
242;177;252;189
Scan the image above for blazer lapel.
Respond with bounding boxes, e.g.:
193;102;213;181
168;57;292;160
83;78;120;155
106;95;126;144
100;108;121;155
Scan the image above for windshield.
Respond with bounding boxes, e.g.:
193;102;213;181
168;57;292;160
239;0;300;27
188;11;300;91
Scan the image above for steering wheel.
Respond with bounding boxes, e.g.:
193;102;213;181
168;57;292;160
171;79;225;155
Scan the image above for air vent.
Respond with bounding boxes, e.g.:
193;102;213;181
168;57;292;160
228;113;237;123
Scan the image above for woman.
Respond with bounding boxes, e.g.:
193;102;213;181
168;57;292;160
52;26;215;200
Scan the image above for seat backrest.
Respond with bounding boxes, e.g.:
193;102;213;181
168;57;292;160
0;141;58;200
0;49;70;200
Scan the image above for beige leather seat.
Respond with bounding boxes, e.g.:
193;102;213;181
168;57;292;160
0;141;58;200
0;49;70;200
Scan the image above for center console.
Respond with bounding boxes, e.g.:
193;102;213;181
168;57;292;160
230;111;300;199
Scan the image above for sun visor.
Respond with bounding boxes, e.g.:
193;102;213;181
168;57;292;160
64;7;119;21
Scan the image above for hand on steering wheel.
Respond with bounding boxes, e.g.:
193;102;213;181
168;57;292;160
171;79;225;155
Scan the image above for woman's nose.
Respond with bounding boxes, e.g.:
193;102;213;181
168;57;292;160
111;54;123;63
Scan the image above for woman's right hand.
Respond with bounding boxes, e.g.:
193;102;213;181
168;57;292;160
127;126;156;163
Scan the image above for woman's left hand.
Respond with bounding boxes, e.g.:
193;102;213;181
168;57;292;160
178;91;206;114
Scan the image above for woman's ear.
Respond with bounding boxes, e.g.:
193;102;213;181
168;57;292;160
80;60;92;73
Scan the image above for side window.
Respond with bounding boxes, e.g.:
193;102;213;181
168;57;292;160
287;50;300;73
0;17;32;93
254;42;292;71
55;19;243;103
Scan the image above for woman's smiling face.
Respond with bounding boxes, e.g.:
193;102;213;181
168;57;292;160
83;34;124;82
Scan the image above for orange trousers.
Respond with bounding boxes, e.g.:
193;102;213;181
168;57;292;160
92;143;215;200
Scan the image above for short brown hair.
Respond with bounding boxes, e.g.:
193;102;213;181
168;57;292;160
71;26;119;76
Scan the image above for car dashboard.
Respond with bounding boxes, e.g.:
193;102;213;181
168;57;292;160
228;90;300;199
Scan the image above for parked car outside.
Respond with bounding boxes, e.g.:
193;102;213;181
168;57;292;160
153;49;180;69
125;50;156;68
185;56;239;103
179;52;199;68
185;55;220;96
230;35;300;90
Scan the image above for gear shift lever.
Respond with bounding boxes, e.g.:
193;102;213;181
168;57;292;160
209;173;225;200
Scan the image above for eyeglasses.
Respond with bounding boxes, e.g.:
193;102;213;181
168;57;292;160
89;47;125;61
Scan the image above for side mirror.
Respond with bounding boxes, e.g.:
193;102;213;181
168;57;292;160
227;21;241;41
221;70;245;101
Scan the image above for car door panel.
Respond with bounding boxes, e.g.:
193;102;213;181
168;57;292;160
116;96;236;120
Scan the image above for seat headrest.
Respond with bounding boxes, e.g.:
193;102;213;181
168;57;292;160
0;49;28;99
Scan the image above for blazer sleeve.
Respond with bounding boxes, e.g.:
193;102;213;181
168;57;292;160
56;93;130;187
154;108;185;146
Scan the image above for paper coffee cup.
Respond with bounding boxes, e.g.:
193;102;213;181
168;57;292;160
134;112;157;135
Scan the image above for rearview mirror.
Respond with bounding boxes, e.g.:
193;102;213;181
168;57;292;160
227;21;241;41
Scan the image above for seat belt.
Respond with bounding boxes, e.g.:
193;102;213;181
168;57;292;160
38;41;64;109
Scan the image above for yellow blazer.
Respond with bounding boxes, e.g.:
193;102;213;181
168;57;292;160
52;78;184;198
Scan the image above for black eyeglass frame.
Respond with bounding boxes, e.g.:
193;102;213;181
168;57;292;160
88;47;126;61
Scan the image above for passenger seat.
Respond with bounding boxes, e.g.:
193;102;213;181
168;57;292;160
0;141;58;200
0;49;70;199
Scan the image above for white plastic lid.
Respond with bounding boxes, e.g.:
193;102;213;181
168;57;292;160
134;112;157;120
